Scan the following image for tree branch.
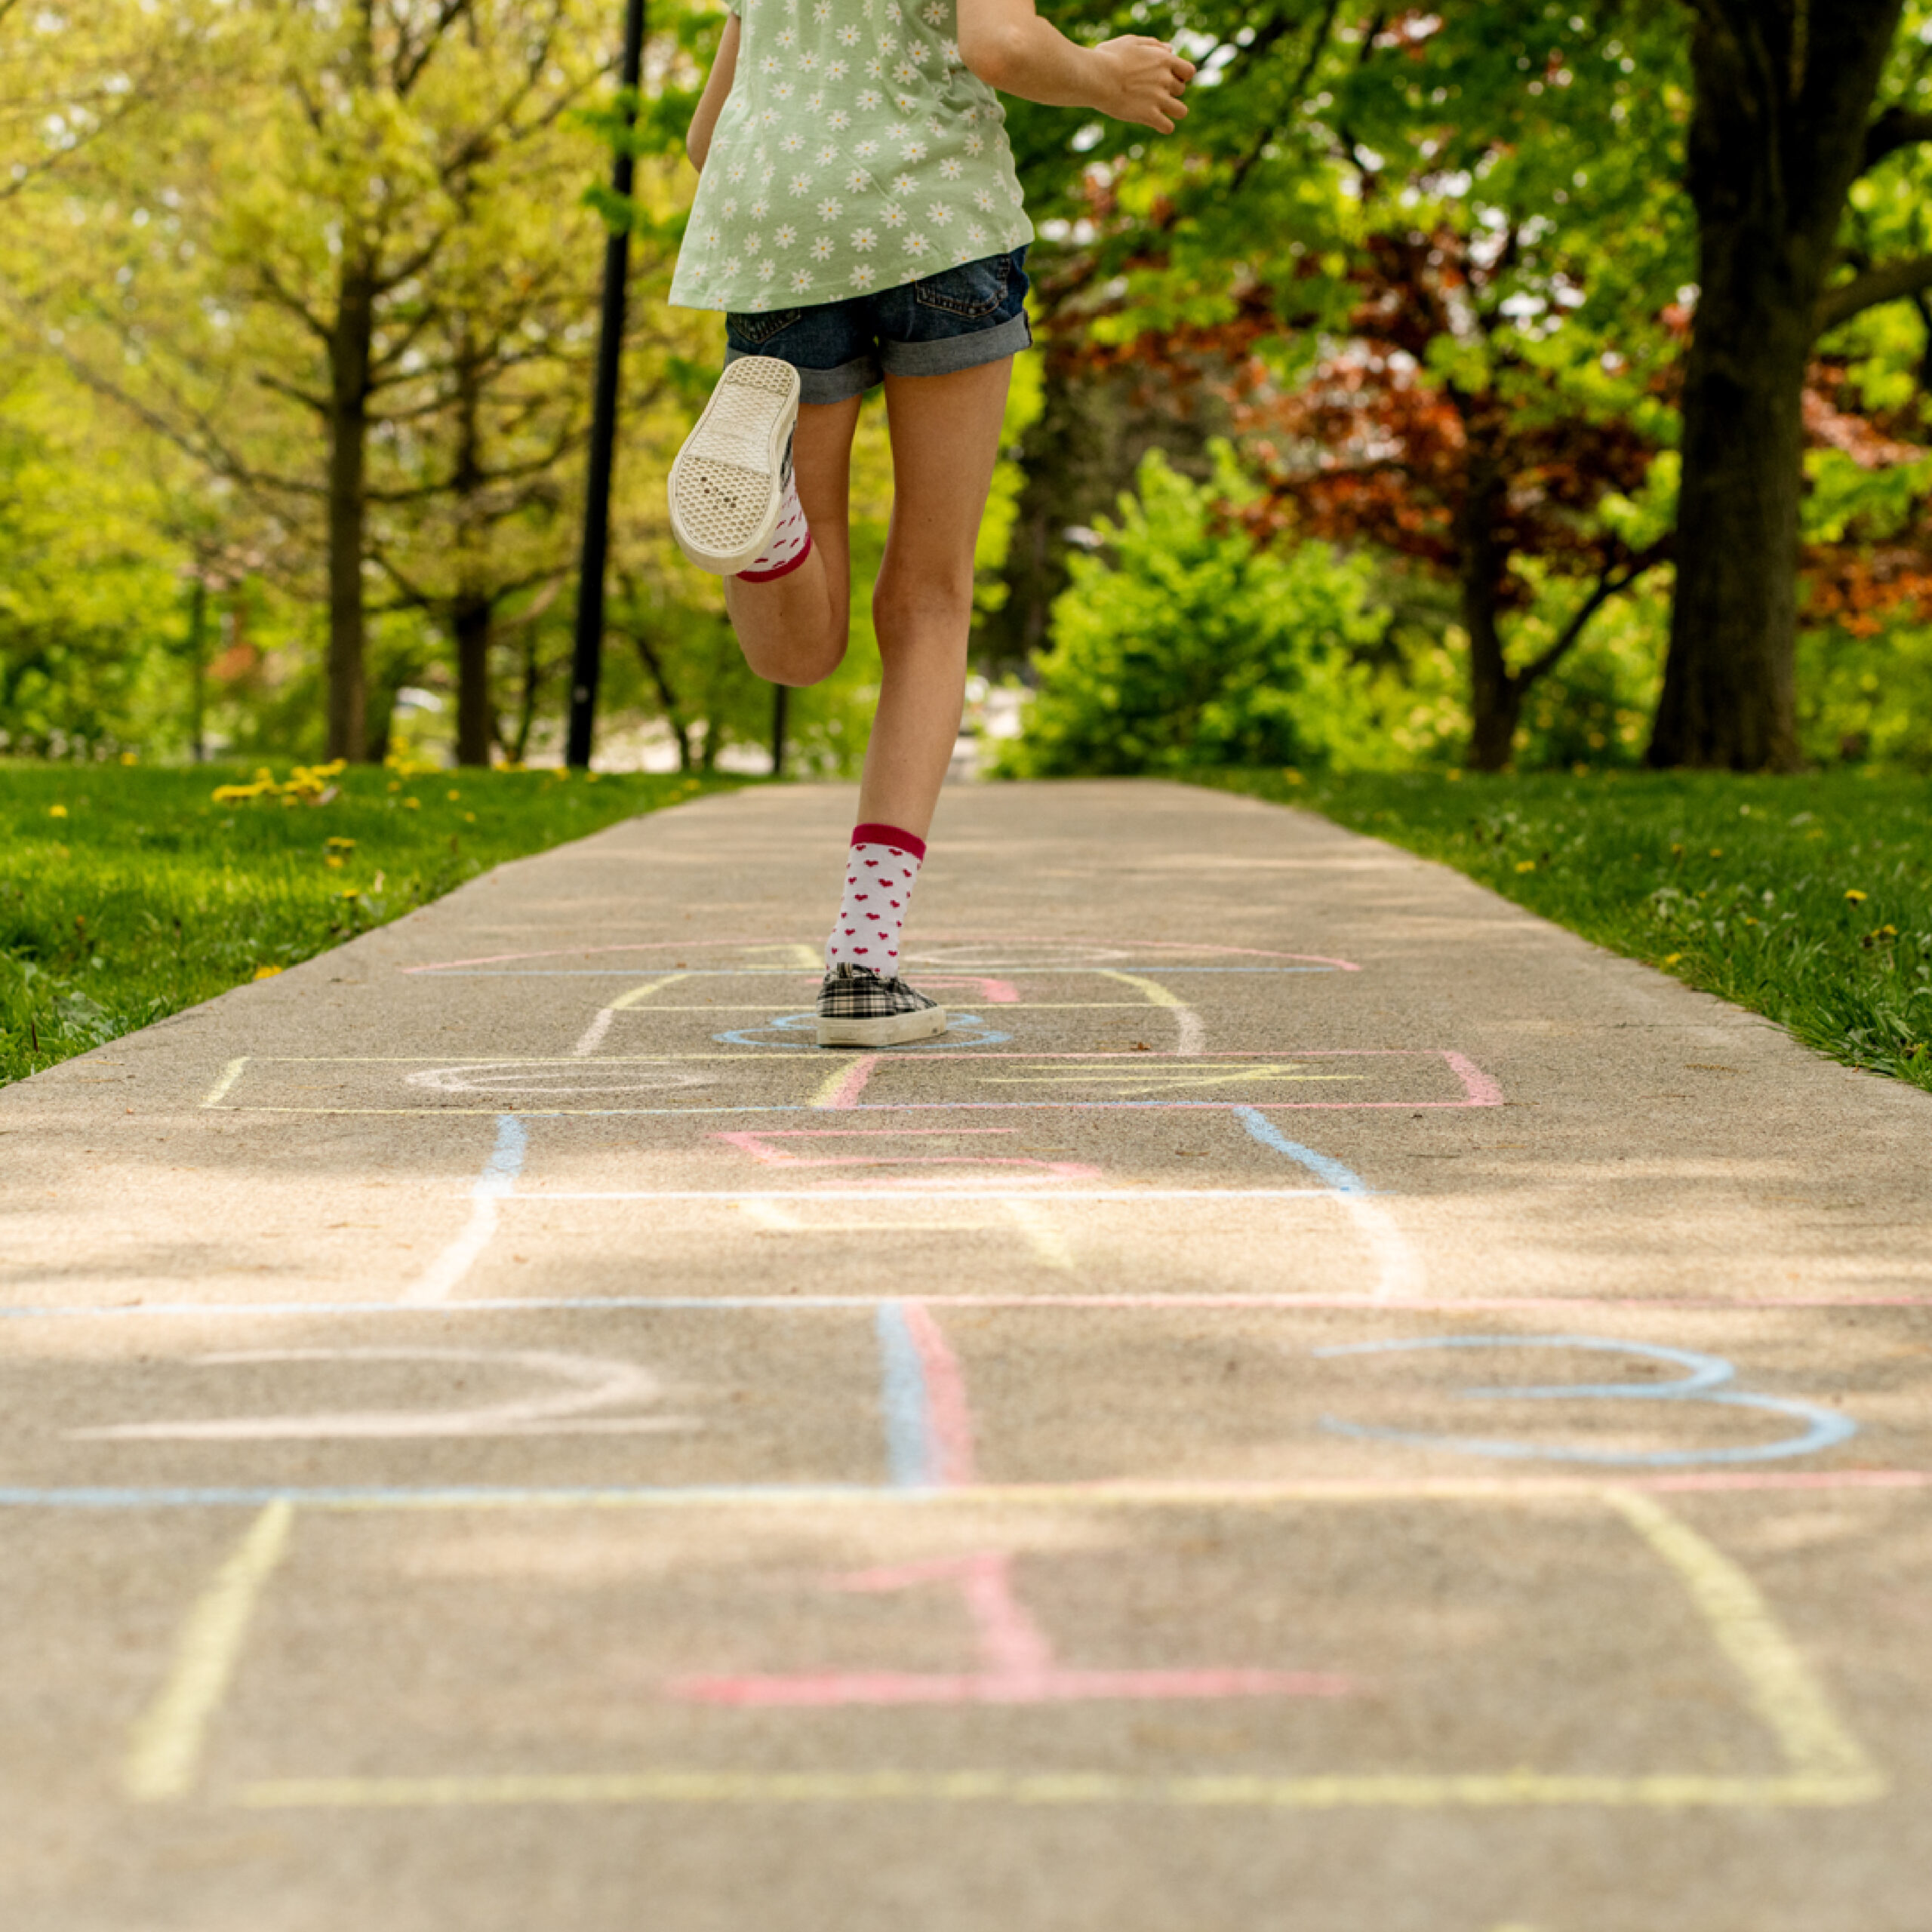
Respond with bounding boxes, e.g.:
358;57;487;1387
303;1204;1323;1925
1817;251;1932;334
1861;105;1932;174
1518;549;1668;694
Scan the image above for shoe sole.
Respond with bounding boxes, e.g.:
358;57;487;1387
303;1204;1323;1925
668;358;801;575
815;1004;950;1048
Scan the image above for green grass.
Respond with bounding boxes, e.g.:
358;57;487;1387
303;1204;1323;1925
1;760;744;1088
1197;767;1932;1096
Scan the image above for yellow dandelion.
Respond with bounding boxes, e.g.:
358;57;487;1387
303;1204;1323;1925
1709;848;1723;858
253;964;282;980
1663;952;1681;966
119;751;138;766
48;804;67;818
1845;888;1869;904
447;789;461;801
1514;860;1536;873
325;836;355;851
403;797;421;811
325;855;344;869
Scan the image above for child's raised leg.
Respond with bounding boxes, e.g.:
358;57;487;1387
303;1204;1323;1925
724;394;862;688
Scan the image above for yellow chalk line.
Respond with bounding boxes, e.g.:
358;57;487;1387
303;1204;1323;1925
607;974;691;1013
1606;1489;1882;1786
201;1057;249;1108
232;1769;1883;1812
1004;1198;1078;1272
123;1501;294;1802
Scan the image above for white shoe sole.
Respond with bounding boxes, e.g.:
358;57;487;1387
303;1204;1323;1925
815;1004;950;1048
667;358;801;575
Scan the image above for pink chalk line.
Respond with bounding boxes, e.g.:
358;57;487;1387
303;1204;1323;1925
714;1127;1101;1182
903;1302;979;1487
666;1552;1351;1708
814;1056;879;1110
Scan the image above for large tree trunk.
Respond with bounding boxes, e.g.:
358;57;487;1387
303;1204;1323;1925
1457;438;1522;772
326;257;376;762
1651;0;1905;771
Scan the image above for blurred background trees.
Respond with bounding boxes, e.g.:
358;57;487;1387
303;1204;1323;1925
9;0;1932;777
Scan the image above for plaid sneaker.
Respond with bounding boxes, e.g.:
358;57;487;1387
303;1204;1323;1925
815;963;949;1048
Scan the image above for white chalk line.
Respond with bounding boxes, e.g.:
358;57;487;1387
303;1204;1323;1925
400;1118;526;1306
71;1346;693;1443
1097;971;1208;1057
572;974;692;1057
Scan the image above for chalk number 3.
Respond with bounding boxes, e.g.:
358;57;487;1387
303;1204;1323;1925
1315;1335;1856;1466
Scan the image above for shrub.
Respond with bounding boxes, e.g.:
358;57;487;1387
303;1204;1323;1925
992;445;1384;777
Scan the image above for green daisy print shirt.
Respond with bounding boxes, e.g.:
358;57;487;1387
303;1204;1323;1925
669;0;1034;315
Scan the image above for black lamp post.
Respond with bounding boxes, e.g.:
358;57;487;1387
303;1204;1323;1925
566;0;648;771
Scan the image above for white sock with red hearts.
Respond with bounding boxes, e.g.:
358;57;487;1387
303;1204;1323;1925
825;822;925;976
736;463;812;582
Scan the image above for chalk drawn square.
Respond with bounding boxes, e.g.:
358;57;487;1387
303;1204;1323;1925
120;1494;1882;1813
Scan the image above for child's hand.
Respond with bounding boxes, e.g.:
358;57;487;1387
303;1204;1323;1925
1089;36;1194;133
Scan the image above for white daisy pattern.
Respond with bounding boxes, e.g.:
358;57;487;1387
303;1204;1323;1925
668;0;1030;312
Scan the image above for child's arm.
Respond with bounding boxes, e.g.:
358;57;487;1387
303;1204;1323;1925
686;11;742;174
956;0;1192;133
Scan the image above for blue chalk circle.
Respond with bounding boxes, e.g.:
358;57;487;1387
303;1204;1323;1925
712;1013;1011;1051
1314;1334;1857;1466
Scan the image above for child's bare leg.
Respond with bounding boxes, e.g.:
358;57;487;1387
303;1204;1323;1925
724;392;862;687
860;357;1013;838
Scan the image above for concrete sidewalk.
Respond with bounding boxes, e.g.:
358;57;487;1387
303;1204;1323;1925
2;779;1929;1931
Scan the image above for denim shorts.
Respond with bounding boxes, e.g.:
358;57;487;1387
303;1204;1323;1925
724;247;1030;406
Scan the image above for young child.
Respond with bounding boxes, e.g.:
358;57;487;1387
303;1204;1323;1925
667;0;1192;1045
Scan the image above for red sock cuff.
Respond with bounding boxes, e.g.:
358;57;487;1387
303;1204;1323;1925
735;530;814;584
851;822;925;861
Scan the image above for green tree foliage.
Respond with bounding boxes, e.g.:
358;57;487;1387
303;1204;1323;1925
986;2;1697;768
996;445;1383;776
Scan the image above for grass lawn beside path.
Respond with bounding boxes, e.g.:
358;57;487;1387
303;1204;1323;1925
2;761;744;1089
1197;768;1932;1098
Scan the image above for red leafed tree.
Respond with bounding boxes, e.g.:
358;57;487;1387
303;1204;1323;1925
1229;229;1674;771
1796;359;1932;639
1071;224;1675;769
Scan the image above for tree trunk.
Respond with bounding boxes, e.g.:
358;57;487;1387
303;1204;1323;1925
1651;0;1905;771
454;594;494;766
186;577;208;763
450;317;494;768
1457;441;1520;772
327;256;376;762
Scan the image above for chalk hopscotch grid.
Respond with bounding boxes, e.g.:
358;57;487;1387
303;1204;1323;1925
106;947;1882;1812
